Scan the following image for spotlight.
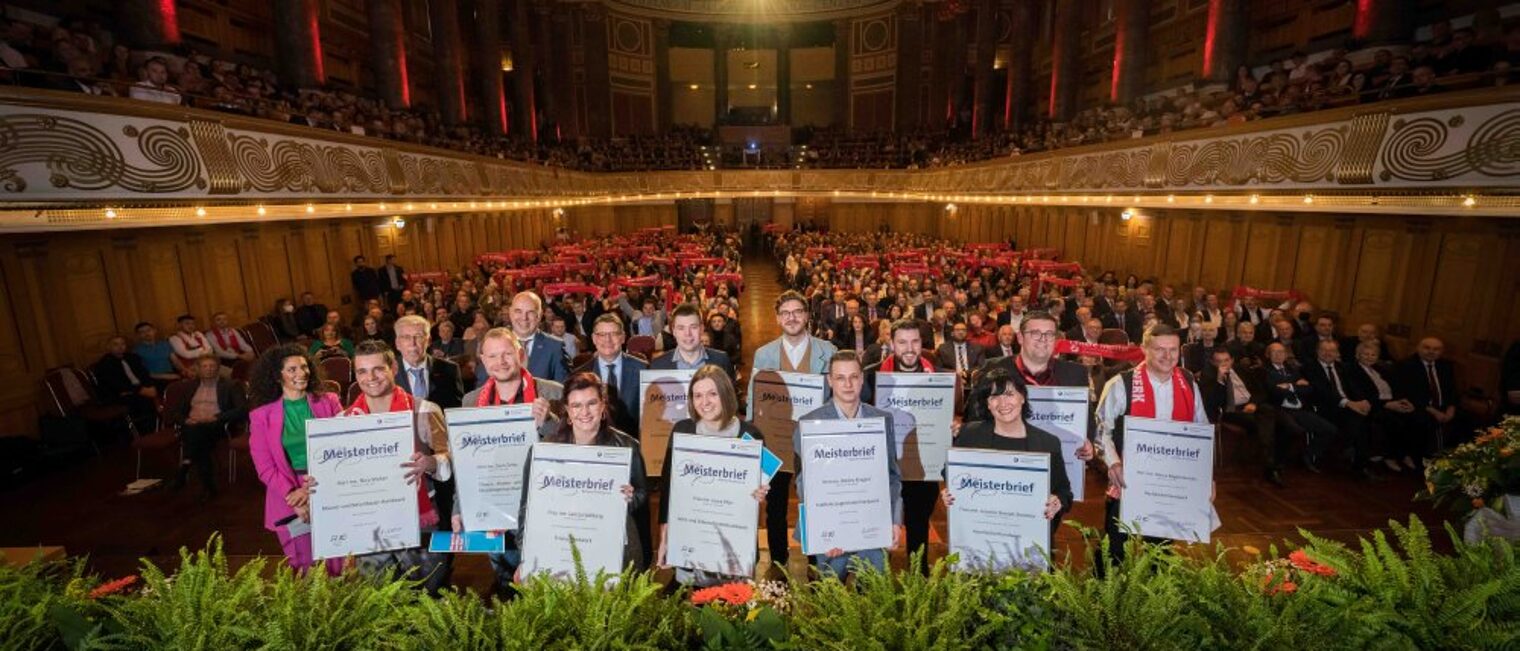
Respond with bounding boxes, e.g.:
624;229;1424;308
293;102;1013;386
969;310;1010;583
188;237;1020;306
1463;195;1477;208
1204;194;1214;204
195;207;206;217
1249;194;1260;204
104;208;117;219
1121;209;1134;220
256;205;266;216
392;215;406;229
305;204;315;213
1302;195;1314;205
345;204;353;211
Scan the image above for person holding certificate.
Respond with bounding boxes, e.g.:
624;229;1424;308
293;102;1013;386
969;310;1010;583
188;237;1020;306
516;372;648;577
1095;324;1211;565
453;328;561;597
247;344;344;576
338;341;453;594
942;368;1072;531
862;319;943;575
795;350;903;578
655;364;769;586
748;290;835;576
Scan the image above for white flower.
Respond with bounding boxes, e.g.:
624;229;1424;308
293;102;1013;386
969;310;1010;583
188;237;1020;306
1463;482;1487;498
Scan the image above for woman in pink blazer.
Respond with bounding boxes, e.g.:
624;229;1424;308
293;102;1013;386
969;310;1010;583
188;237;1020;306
247;344;344;575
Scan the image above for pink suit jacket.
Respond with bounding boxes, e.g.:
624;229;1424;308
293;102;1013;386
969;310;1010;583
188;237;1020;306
248;393;343;531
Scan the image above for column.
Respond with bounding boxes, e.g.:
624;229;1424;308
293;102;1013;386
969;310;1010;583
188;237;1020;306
947;13;970;127
429;0;468;124
1353;0;1414;47
1003;0;1033;130
1046;0;1081;120
510;0;538;140
1110;0;1149;105
775;26;792;124
583;6;613;137
714;25;731;125
551;9;579;137
895;4;922;130
655;19;673;132
1200;0;1249;84
971;0;996;135
468;0;507;135
833;19;851;128
367;0;411;108
273;0;325;89
118;0;181;49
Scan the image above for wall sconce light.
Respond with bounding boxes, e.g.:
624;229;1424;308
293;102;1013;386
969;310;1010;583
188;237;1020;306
1121;208;1136;221
392;215;406;229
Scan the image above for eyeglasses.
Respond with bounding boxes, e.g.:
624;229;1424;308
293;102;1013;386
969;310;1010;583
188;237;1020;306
1021;331;1058;341
778;309;807;319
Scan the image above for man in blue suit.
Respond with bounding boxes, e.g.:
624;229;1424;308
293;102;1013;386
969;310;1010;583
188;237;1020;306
508;291;569;383
649;303;735;382
574;313;647;435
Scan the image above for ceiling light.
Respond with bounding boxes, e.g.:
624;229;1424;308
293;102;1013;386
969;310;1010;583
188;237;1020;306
305;204;315;213
1121;208;1135;220
104;208;117;219
195;207;206;217
256;205;266;216
689;83;699;90
1463;195;1477;208
1249;194;1260;204
392;215;406;229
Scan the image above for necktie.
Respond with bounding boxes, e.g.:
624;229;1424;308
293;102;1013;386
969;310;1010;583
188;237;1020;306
1117;313;1124;329
1426;362;1442;407
410;367;427;398
957;344;967;372
1222;371;1237;412
1327;363;1346;400
605;361;619;396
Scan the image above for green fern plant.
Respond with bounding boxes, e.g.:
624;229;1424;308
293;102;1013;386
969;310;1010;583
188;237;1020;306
1043;530;1210;651
86;536;265;650
0;559;88;651
253;564;419;650
495;543;693;650
400;588;515;650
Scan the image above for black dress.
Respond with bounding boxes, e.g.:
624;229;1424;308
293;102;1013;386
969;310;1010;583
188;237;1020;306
950;420;1075;528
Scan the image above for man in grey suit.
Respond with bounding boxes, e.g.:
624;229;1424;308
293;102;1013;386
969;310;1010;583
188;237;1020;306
508;291;569;383
453;328;560;598
793;350;903;578
749;290;836;575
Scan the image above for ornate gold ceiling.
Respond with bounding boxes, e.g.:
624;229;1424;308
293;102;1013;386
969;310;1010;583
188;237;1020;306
593;0;904;23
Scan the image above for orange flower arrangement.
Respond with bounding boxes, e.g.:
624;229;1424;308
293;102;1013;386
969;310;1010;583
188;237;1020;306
691;581;755;606
1288;550;1337;577
1261;572;1298;595
88;575;138;599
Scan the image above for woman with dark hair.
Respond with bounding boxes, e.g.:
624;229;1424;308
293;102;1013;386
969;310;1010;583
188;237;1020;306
945;368;1073;532
267;298;303;341
307;323;354;360
247;344;343;575
655;365;768;586
516;372;648;576
833;313;870;354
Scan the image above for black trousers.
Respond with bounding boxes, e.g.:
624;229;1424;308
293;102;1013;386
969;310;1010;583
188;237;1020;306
1369;407;1411;459
180;423;223;490
765;470;793;571
1101;496;1169;571
1220;407;1284;470
1320;408;1371;468
902;480;939;575
1277;407;1337;461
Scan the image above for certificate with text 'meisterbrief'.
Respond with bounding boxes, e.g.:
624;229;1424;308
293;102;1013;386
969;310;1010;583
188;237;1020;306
1119;417;1216;543
306;411;421;560
798;418;893;556
445;404;538;532
946;448;1051;572
748;369;826;474
1026;385;1091;501
664;433;763;577
639;368;697;477
874;372;958;481
520;443;631;579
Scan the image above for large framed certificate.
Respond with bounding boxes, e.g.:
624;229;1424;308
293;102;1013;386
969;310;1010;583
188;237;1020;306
306;412;421;560
445;404;539;532
748;370;826;473
1119;417;1215;543
664;433;763;576
520;443;632;578
945;448;1051;571
874;372;958;480
798;418;893;556
639;368;697;477
1026;386;1091;501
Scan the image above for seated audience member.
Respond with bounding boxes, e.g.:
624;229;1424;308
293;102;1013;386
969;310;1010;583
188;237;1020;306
294;292;328;336
133;321;181;387
308;324;354;360
1396;337;1458;459
168;314;214;377
127;56;180;104
206;312;256;365
429;320;465;359
92;335;159;432
1346;341;1417;472
1262;342;1338;473
548;315;578;358
1302;339;1376;480
268;298;304;341
1202;347;1286;486
165;356;248;500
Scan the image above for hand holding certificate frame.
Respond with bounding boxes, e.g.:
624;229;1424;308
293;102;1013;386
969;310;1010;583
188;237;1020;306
945;448;1051;571
520;443;632;579
1119;417;1215;543
664;433;763;576
798;418;893;556
640;368;697;477
305;412;420;560
874;372;958;480
749;370;826;473
446;404;539;532
1026;386;1091;501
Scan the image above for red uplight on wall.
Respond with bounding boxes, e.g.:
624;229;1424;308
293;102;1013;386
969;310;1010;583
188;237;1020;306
159;0;182;44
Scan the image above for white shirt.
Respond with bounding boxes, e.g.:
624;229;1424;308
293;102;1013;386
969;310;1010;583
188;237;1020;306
129;82;181;104
403;361;429;398
1361;363;1393;401
1096;368;1210;467
170;331;212;361
207;327;252;360
781;336;809;369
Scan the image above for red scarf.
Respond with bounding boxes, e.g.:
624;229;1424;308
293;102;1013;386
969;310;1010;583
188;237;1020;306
212;328;244;354
344;389;439;529
1128;365;1195;421
475;368;538;406
1014;356;1052;386
880;354;935;373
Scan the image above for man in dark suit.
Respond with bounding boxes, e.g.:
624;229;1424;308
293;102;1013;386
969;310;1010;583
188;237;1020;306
1200;347;1285;486
936;321;985;382
575;313;646;435
985;324;1018;361
649;303;735;381
1101;298;1142;343
294;292;328;337
391;315;464;535
1301;339;1376;480
1396;337;1459;458
1295;313;1343;366
507;291;570;383
552;295;604;340
818;288;849;338
351;255;382;305
92;335;160;433
1263;342;1338;473
1345;340;1419;472
165;356;249;499
378;254;406;306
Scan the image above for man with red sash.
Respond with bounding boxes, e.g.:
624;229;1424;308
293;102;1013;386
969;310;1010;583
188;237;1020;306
341;340;453;594
1095;324;1212;565
455;327;560;598
978;311;1097;459
206;312;255;366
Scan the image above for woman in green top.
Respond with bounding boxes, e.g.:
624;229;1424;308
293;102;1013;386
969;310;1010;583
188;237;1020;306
248;344;342;574
308;323;354;361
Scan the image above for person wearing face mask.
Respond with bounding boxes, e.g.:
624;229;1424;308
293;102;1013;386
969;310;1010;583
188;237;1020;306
268;298;304;342
655;365;769;586
455;328;559;598
246;344;343;575
942;369;1071;534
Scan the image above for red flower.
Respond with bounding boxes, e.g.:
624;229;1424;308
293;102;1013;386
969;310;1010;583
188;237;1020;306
691;582;754;606
1288;550;1337;577
88;575;138;599
1260;571;1298;595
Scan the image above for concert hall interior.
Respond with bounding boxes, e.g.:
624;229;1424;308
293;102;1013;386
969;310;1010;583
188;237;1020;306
0;0;1518;645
